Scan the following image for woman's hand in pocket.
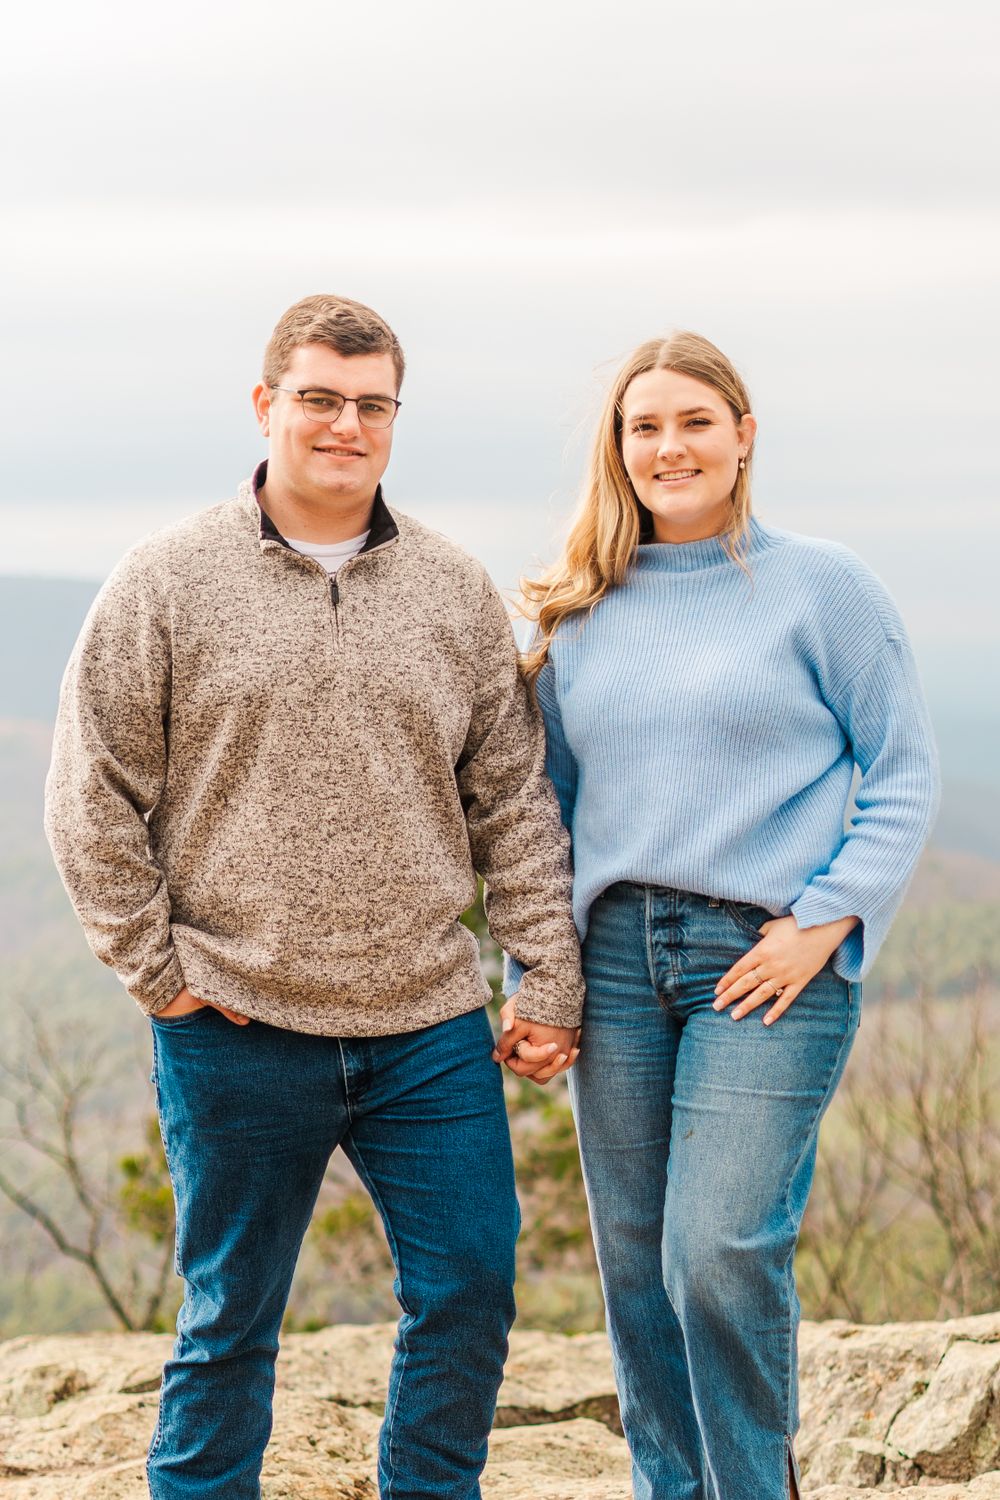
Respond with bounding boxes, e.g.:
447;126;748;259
713;914;858;1025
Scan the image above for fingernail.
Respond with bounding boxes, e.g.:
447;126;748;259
714;984;722;995
713;1000;724;1011
546;1042;558;1052
502;1017;513;1032
555;1053;567;1064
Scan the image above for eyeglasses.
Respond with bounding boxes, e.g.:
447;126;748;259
270;387;401;429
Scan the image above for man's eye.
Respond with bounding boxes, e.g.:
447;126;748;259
304;397;338;412
360;400;392;417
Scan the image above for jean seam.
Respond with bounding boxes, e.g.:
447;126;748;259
722;900;769;941
347;1136;411;1500
336;1039;353;1125
146;1029;169;1479
150;1031;184;1280
779;977;857;1453
643;886;658;995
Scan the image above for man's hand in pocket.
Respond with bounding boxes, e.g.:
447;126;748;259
157;986;249;1026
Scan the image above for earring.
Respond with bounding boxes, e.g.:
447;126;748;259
738;456;746;470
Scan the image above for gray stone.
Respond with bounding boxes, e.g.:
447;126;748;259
4;1316;1000;1497
887;1339;1000;1479
801;1436;888;1488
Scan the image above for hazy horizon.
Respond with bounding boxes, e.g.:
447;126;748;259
3;0;998;671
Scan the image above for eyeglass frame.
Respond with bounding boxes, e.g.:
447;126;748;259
269;386;402;428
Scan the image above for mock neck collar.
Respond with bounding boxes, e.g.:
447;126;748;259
635;516;773;574
247;459;398;554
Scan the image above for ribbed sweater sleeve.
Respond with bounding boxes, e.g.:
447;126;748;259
502;656;580;1000
457;576;584;1027
43;553;186;1013
790;634;940;977
535;659;579;832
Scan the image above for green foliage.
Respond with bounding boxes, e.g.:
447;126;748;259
118;1116;174;1245
868;901;1000;998
7;861;1000;1339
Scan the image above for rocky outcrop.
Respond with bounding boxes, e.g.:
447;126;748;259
1;1315;999;1496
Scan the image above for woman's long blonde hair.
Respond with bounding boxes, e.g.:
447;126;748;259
521;331;754;681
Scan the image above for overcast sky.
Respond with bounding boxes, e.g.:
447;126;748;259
2;0;998;713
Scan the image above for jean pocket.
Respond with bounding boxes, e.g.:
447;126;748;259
150;1005;216;1027
722;899;774;941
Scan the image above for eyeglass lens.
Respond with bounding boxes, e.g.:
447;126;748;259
299;391;397;428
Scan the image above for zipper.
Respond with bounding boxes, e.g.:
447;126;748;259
261;527;400;654
329;577;341;648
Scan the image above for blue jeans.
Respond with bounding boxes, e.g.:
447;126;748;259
569;884;860;1500
147;1005;518;1500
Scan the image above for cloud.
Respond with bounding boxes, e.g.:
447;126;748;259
1;0;997;668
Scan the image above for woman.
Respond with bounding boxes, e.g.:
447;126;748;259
497;333;939;1499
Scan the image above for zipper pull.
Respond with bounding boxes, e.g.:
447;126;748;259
330;579;340;607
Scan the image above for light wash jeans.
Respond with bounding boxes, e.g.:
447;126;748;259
146;1005;518;1500
569;883;860;1500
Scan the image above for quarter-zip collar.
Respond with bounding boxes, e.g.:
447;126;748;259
249;459;399;556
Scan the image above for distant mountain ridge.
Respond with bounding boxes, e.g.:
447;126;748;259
2;574;997;861
1;576;99;721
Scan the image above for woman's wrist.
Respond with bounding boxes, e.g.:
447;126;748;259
805;913;859;941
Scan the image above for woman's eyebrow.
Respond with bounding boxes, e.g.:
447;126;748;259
624;406;714;422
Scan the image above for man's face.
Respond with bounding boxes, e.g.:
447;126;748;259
253;344;399;510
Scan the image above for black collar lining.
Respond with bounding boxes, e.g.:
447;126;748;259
252;459;399;554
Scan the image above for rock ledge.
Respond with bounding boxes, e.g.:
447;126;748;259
2;1314;999;1496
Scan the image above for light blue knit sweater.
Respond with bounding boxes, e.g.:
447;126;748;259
505;518;939;987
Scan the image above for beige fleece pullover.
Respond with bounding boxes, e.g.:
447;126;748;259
44;471;584;1034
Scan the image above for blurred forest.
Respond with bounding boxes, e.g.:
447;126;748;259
2;875;999;1339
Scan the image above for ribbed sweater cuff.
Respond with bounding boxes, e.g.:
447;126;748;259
133;955;188;1016
790;890;866;981
502;955;583;1028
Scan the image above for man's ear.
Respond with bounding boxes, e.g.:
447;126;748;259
252;382;271;438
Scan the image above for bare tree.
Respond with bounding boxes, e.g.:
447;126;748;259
0;1007;176;1331
800;984;1000;1323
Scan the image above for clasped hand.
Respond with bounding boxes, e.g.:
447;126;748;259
712;913;859;1025
491;998;580;1085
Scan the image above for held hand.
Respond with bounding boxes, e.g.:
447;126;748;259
157;986;250;1026
713;914;859;1026
492;996;580;1085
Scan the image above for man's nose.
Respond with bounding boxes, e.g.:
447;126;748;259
329;399;362;436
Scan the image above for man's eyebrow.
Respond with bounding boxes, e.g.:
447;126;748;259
303;385;396;400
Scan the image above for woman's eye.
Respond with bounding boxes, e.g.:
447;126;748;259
687;418;710;427
631;422;656;434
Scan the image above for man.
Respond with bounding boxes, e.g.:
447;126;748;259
44;294;583;1500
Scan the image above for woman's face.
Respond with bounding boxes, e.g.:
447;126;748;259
620;368;756;544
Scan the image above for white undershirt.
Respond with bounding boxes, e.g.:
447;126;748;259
285;531;370;576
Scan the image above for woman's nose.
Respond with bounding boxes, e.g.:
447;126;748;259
657;433;685;461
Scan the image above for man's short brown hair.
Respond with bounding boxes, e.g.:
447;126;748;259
263;294;405;392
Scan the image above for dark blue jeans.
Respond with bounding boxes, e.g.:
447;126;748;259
570;884;860;1500
147;1005;518;1500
